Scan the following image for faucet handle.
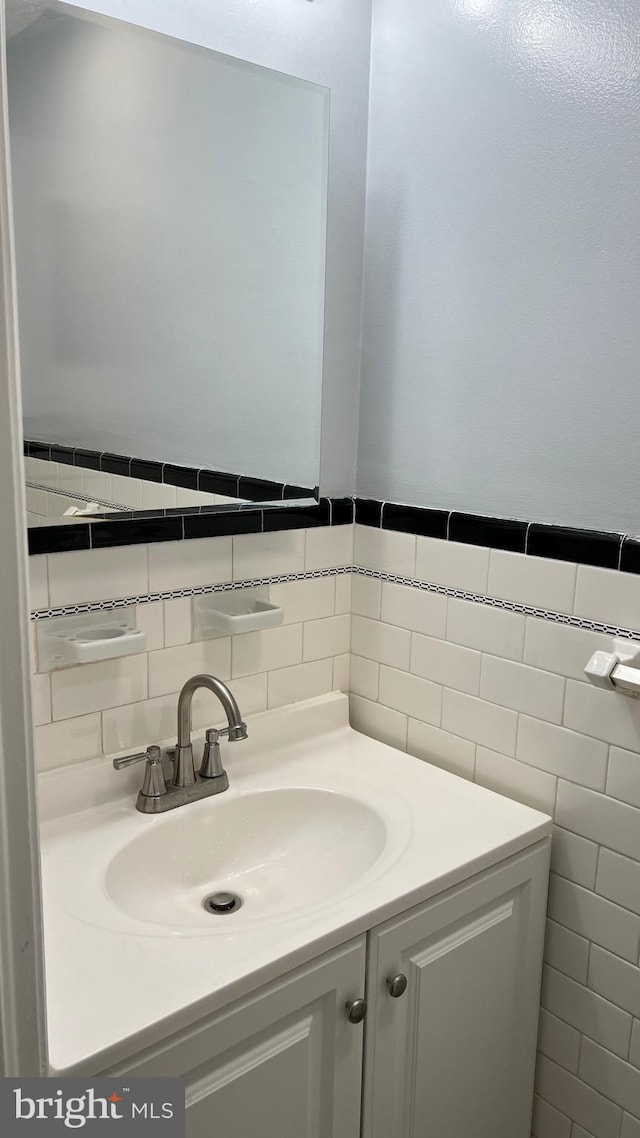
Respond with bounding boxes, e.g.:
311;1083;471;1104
199;727;229;784
114;745;167;799
113;747;154;770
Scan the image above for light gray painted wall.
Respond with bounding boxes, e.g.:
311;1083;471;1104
27;0;373;496
358;0;640;532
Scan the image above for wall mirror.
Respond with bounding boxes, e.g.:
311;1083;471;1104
6;0;329;531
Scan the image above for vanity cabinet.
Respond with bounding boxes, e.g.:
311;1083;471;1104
116;937;367;1138
107;842;548;1138
362;844;548;1138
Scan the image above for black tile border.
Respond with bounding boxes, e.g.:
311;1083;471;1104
23;458;640;573
356;498;639;576
24;439;316;506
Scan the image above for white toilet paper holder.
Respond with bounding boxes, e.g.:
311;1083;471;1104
585;638;640;698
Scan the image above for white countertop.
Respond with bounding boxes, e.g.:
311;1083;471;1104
38;693;551;1074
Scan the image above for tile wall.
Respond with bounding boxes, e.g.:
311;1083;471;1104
27;517;640;1136
351;522;640;1138
28;526;352;771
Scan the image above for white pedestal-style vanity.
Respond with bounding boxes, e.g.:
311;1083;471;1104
38;694;551;1138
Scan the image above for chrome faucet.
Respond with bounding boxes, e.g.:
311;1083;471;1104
114;673;248;814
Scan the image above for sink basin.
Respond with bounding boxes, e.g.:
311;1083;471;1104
104;787;387;931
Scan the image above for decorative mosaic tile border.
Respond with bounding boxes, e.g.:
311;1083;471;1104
30;567;351;621
30;565;640;643
26;480;130;512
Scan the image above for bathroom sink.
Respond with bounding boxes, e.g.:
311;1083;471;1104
38;693;551;1071
104;787;387;930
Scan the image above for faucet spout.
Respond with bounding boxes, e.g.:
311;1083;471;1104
174;673;248;788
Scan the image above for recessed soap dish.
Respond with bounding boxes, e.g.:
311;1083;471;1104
36;609;147;671
193;589;284;638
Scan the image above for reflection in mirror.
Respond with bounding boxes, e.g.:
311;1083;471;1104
7;1;329;526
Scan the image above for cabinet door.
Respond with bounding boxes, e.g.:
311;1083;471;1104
112;937;366;1138
362;843;549;1138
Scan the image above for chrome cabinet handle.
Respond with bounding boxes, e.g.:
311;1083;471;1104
346;998;367;1024
387;974;408;998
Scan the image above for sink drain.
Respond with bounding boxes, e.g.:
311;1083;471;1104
203;891;243;915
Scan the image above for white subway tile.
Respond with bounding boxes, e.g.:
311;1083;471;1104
103;694;177;753
269;576;336;625
334;572;352;615
480;656;565;722
531;1094;571;1138
233;530;305;580
441;689;517;755
548;875;640;963
447;598;525;660
35;713;102;772
226;674;269;719
149;638;231;697
354;525;416;576
51;656;147;719
596;849;640;918
565;680;640;752
488;549;577;614
475;746;556;813
305;525;353;571
608;747;640;809
47;546;148;607
351;575;381;619
538;1007;581;1072
407;720;475;780
579;1039;640;1122
267;659;334;709
351;616;411;670
164;598;192;647
135;602;164;651
82;469;112;501
411;633;481;695
525;618;611;684
333;653;350;693
380;582;447;638
303;614;351;661
379;666;442;726
556;782;640;863
57;467;84;495
350;655;379;700
545;918;590;984
29;556;48;609
110;474;142;509
575;565;640;629
31;673;51;726
232;624;302;679
415;536;489;593
589;946;640;1019
551;827;599;890
622;1113;640;1138
149;537;232;592
350;694;408;751
536;1055;621;1138
517;717;607;791
140;481;177;509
